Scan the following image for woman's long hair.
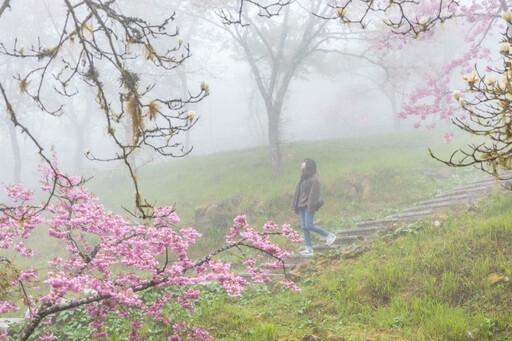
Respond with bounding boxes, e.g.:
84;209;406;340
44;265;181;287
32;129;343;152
301;158;317;179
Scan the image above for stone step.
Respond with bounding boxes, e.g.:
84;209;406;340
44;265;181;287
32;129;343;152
401;199;471;214
239;272;286;281
434;187;491;202
451;179;503;193
415;192;470;206
386;209;436;220
338;226;382;237
356;217;401;228
356;210;434;228
402;201;460;214
314;243;363;252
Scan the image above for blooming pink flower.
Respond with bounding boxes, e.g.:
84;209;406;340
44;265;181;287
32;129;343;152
443;132;455;144
0;164;302;340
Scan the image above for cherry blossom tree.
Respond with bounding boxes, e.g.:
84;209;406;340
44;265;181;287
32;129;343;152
0;165;301;340
0;1;302;340
430;22;512;179
327;1;512;177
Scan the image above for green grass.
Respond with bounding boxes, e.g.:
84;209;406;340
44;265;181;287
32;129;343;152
87;129;482;236
185;192;512;340
86;129;512;340
7;129;506;339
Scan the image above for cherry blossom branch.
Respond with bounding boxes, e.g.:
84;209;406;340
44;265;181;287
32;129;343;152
429;21;512;179
1;170;301;340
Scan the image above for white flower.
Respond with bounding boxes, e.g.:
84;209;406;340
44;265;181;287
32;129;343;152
419;17;429;25
485;76;496;85
453;90;462;100
463;73;478;86
502;10;512;22
459;98;465;106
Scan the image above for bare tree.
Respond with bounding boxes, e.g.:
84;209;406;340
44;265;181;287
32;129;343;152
0;0;208;218
194;0;355;175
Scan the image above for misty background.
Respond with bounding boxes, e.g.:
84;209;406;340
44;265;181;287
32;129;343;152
0;1;499;188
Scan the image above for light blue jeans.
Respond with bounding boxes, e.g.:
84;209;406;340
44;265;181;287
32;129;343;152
298;207;330;248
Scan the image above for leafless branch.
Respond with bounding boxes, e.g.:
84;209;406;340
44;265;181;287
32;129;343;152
0;1;209;219
316;0;460;38
217;0;294;26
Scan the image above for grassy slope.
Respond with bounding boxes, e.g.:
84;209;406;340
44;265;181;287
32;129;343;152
193;192;512;340
87;129;512;340
88;129;481;234
8;129;508;339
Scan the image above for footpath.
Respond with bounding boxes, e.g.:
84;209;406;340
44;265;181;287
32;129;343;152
283;172;512;272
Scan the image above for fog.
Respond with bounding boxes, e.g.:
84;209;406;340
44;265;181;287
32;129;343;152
0;1;500;186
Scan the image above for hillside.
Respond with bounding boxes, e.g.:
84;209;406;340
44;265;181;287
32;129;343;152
5;130;511;340
192;191;512;340
87;130;484;241
82;130;512;340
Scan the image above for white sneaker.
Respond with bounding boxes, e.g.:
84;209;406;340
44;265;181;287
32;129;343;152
325;233;337;246
299;247;314;257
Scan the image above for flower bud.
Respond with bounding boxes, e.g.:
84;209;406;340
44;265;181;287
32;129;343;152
336;8;346;18
187;111;196;122
453;90;461;100
200;81;209;92
458;98;465;106
500;43;511;54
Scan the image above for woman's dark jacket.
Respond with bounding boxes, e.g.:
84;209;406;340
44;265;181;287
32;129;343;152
292;173;321;213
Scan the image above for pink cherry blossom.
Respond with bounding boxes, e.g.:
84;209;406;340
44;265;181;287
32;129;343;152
0;165;302;340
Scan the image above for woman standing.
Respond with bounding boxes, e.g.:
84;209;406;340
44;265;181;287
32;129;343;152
292;158;336;256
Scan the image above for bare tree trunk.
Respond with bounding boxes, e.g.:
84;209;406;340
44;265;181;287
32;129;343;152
224;1;328;176
267;110;282;176
5;62;22;183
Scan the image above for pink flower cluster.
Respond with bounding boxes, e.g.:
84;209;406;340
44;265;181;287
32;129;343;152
372;0;502;140
0;167;302;340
